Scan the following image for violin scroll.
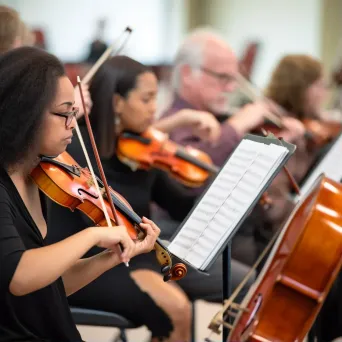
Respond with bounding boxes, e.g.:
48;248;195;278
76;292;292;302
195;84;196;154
155;239;187;282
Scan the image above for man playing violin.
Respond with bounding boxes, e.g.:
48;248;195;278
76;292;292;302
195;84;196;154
154;27;307;267
159;27;306;167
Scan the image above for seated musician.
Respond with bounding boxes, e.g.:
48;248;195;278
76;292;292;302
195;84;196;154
0;46;160;341
264;54;342;342
47;55;257;342
154;27;306;266
158;27;304;166
259;54;329;251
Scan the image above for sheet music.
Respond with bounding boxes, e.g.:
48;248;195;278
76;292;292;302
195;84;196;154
294;133;342;201
168;138;289;271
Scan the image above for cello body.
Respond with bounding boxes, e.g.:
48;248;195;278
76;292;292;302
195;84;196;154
228;174;342;342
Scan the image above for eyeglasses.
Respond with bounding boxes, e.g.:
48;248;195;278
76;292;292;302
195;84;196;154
200;67;236;86
50;107;79;128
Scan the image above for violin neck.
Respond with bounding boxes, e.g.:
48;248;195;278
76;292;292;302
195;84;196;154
175;149;219;174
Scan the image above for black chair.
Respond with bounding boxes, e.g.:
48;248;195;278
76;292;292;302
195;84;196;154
71;307;139;342
71;303;197;342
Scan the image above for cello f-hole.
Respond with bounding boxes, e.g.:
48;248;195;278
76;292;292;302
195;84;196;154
240;294;263;341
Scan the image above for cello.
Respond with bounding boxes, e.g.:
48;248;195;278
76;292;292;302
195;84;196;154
206;173;342;341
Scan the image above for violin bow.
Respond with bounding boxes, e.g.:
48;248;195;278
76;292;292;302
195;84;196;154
73;77;129;266
69;27;134;267
81;26;132;85
235;72;284;128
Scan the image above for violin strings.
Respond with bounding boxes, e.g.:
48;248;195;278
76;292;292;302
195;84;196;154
74;121;112;227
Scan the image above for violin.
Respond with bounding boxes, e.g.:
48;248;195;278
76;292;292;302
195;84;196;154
117;127;219;188
30;51;188;283
31;151;187;282
117;127;274;209
235;72;342;148
260;117;342;149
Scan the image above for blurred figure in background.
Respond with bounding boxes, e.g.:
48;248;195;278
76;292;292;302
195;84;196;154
159;27;304;167
257;54;328;257
153;27;305;267
0;5;22;54
19;19;35;47
85;18;108;64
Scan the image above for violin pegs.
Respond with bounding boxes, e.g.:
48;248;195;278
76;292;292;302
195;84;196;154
161;265;171;274
163;273;172;282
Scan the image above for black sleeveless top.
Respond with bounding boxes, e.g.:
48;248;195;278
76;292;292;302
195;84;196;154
0;167;82;342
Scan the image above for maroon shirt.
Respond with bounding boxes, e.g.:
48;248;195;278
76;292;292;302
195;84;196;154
159;95;241;167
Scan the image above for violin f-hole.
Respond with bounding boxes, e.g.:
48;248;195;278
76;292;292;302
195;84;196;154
77;188;100;199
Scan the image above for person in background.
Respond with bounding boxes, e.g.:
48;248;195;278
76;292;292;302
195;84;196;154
0;5;22;54
159;27;305;167
264;54;342;342
154;27;306;266
19;19;35;47
85;18;108;64
0;5;93;119
47;55;256;342
263;54;328;233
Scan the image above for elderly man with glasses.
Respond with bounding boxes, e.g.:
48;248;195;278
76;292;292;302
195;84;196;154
159;27;305;167
152;28;308;302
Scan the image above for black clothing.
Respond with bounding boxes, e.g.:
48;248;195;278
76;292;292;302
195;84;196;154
47;125;255;338
0;167;82;342
46;125;190;339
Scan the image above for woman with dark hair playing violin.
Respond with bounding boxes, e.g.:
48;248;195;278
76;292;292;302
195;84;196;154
47;55;257;342
0;46;160;342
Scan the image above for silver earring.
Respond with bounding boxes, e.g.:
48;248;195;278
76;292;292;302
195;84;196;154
115;116;121;125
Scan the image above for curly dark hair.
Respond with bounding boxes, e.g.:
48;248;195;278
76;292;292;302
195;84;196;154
89;55;150;159
0;46;65;169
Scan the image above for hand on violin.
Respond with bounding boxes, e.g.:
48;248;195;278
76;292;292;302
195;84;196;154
228;101;271;135
74;83;93;118
177;109;222;144
276;117;306;142
133;216;160;256
94;225;135;264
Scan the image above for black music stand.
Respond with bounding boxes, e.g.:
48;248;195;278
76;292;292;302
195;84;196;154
223;244;232;342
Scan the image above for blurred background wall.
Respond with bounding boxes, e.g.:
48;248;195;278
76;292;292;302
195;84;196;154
1;0;341;100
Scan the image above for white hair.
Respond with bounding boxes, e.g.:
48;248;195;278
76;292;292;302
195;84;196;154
171;26;229;91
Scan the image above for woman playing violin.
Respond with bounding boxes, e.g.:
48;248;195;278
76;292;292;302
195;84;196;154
0;47;160;342
256;55;342;341
263;54;329;234
48;55;256;342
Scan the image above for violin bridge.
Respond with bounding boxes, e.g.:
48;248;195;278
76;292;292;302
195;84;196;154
86;178;95;188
